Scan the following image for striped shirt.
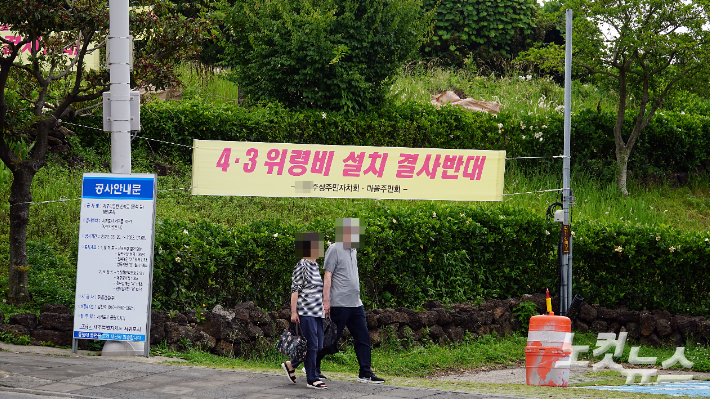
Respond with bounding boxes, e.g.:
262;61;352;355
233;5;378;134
290;258;324;318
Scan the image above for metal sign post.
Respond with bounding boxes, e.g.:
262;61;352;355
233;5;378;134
560;9;574;315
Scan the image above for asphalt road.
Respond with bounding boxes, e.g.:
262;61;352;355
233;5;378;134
0;349;525;399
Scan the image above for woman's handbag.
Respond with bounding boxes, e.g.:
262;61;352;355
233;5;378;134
320;315;339;355
276;322;307;361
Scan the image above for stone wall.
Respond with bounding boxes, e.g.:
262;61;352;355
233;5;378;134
2;295;709;354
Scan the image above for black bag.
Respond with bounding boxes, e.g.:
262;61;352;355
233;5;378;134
320;316;339;355
276;322;307;361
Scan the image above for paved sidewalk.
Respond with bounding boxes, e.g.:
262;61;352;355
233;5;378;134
0;348;525;399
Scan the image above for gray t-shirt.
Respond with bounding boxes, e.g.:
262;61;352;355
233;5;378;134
323;242;363;307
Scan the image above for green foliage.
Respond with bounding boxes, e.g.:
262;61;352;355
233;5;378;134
71;98;710;179
0;239;75;310
151;201;710;315
513;300;538;331
422;0;540;66
223;0;434;112
26;241;76;308
151;203;559;311
0;330;31;346
573;221;710;314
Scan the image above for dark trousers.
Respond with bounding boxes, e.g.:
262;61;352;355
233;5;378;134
326;306;372;374
292;306;372;375
290;316;323;384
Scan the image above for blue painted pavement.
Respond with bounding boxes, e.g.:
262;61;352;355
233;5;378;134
582;381;710;397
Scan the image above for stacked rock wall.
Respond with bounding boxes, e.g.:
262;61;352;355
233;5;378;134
2;295;709;354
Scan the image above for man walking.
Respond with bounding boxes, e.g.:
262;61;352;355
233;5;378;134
322;217;385;383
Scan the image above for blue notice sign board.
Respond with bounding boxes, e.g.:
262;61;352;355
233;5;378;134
73;173;157;347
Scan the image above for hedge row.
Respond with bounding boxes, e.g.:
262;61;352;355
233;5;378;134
74;100;710;178
151;202;710;315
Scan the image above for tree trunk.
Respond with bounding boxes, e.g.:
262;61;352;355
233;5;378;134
6;117;50;305
7;163;36;304
616;152;630;197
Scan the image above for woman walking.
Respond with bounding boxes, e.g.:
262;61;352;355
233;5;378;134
281;232;327;389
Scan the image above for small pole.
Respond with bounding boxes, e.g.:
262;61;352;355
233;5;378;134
561;9;573;315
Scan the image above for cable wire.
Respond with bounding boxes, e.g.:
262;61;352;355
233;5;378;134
503;188;563;196
506;155;569;160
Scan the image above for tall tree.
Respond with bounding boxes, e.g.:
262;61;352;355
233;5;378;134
0;0;207;304
224;0;434;112
567;0;710;195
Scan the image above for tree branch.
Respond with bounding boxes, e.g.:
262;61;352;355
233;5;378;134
75;101;103;115
49;32;86;81
576;60;620;79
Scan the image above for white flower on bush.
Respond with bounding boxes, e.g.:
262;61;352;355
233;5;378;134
571;231;575;237
669;246;676;252
183;229;189;235
706;238;709;242
175;256;181;263
539;137;543;142
432;212;437;218
534;132;543;139
460;213;465;218
522;135;526;139
614;246;623;253
392;218;397;223
542;125;547;129
545;230;550;235
498;123;503;129
273;233;279;238
656;236;661;241
158;248;164;254
321;112;327;119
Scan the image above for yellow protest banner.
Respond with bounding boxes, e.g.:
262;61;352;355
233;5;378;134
192;140;506;201
1;27;102;70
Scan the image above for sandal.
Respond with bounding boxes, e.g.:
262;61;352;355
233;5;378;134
307;380;327;389
281;362;297;383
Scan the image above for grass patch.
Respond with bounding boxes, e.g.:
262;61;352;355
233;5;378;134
387;63;620;116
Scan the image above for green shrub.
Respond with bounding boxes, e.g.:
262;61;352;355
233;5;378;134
0;240;75;310
113;100;710;178
151;202;710;315
26;241;76;308
223;0;434;112
573;221;710;314
513;300;538;331
152;202;559;311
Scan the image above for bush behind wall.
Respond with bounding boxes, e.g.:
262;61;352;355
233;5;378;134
151;202;710;316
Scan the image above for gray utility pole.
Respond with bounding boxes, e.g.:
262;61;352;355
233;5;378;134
560;9;574;315
108;0;132;173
